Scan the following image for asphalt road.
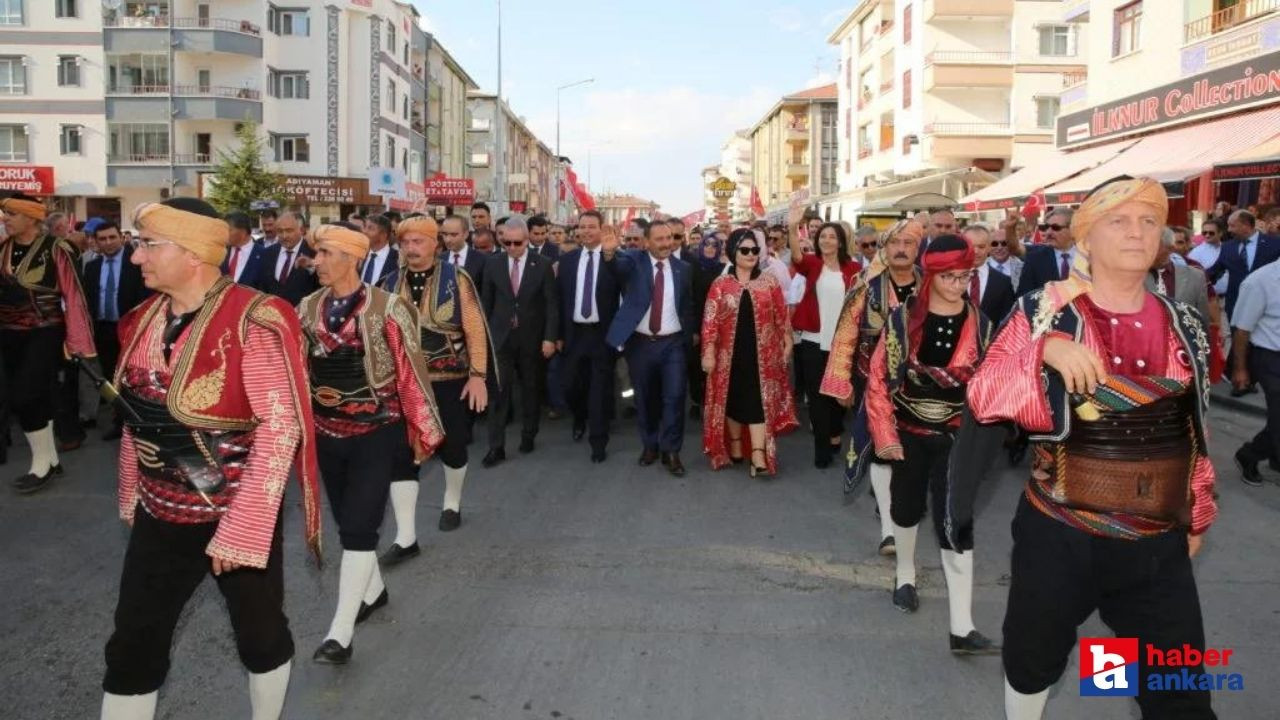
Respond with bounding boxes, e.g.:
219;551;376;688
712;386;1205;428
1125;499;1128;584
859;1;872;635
1;402;1276;720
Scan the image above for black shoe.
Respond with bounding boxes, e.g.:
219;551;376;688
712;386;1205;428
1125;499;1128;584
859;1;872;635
572;423;586;442
12;465;58;494
482;448;506;468
102;425;123;442
518;437;535;454
1236;447;1263;487
878;536;896;556
312;639;352;665
355;589;388;625
638;448;659;466
379;542;420;566
439;509;461;532
591;448;607;463
893;583;919;613
950;630;1000;656
1230;384;1258;398
662;452;686;477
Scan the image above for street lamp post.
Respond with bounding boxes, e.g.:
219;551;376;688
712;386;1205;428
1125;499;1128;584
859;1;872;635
555;77;594;159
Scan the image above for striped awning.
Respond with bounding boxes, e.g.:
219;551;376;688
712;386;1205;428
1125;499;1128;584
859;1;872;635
960;139;1135;211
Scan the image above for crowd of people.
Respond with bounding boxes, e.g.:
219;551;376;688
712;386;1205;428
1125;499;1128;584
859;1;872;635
1;176;1277;719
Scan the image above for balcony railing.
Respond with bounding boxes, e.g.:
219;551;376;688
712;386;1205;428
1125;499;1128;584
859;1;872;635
107;84;261;100
104;15;262;35
1185;0;1279;42
857;146;872;159
923;122;1012;135
879;19;895;36
108;153;170;163
173;153;212;165
880;80;893;95
924;50;1013;65
1062;71;1087;89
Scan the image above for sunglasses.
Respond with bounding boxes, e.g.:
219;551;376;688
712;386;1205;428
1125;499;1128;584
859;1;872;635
859;242;876;249
736;246;761;255
990;240;1008;247
672;233;684;240
1038;223;1067;232
502;240;525;247
1203;231;1217;237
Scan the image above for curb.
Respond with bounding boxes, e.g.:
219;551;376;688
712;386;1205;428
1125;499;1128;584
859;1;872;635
1210;394;1267;418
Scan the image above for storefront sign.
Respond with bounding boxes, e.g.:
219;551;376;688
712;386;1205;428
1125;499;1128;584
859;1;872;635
709;177;737;200
1057;50;1280;148
278;175;384;206
1213;158;1280;182
423;174;475;205
0;165;55;195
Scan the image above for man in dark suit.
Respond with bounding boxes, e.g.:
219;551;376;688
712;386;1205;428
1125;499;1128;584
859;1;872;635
252;210;318;306
81;221;149;439
439;215;486;294
602;220;696;476
963;225;1015;324
556;210;620;462
1208;209;1280;320
480;215;560;466
527;214;560;260
221;211;268;286
1016;208;1077;297
359;214;400;290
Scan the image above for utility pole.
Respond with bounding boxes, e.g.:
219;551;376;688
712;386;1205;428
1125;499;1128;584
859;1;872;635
493;0;505;214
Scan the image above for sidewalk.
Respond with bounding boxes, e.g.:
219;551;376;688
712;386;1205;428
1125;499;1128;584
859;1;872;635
1209;380;1267;418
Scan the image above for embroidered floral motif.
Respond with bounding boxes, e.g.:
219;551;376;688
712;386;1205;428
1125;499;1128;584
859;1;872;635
263;389;294;501
181;329;230;411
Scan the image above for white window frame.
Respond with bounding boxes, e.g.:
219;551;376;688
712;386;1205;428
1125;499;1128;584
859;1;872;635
1038;25;1073;57
268;6;309;37
0;124;28;161
0;0;22;25
270;69;309;99
274;134;309;163
387;79;395;112
0;56;24;94
1035;96;1061;129
55;0;77;18
57;56;81;87
387;21;396;52
1113;1;1142;57
469;117;491;132
60;124;83;155
386;136;396;168
469;152;490;167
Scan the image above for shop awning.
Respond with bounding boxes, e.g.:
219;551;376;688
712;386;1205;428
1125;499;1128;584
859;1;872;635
859;167;995;214
1043;106;1280;202
1212;135;1280;182
860;192;959;212
960;139;1136;211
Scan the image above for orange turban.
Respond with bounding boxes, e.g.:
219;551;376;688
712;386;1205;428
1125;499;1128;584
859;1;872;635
0;197;47;221
132;203;229;265
311;224;369;260
397;216;438;241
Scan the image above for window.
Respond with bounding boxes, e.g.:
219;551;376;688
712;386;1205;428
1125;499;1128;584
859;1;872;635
1038;26;1072;56
1035;97;1061;129
386;137;396;168
57;56;80;87
267;6;309;36
387;79;395;112
56;0;77;18
60;124;82;155
402;93;409;120
469;117;491;132
274;135;309;162
401;148;408;173
109;123;168;162
1113;1;1142;57
387;21;396;52
820;104;838;195
403;41;409;66
902;70;911;109
268;69;309;99
903;4;912;44
0;0;22;25
0;57;24;94
0;125;28;161
469;152;490;166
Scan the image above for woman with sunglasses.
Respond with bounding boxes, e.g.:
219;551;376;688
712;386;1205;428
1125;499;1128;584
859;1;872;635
701;229;798;476
787;206;862;467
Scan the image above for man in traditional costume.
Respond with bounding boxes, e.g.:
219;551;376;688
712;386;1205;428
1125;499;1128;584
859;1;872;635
955;177;1218;718
0;194;95;492
381;216;492;566
299;223;445;664
820;220;923;555
101;198;321;720
863;234;998;654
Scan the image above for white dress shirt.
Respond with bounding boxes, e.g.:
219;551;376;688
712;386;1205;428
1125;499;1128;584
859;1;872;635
273;243;300;281
363;245;391;283
637;254;680;335
447;245;470;269
800;266;845;350
987;255;1024;293
225;241;253;284
1187;241;1227;295
974;263;990;303
573;248;602;323
1233;259;1280;351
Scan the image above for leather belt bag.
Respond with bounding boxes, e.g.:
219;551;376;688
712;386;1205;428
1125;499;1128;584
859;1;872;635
121;388;244;497
309;346;393;423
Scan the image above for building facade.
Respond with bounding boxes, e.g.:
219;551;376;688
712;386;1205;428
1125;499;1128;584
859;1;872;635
0;0;481;224
595;193;660;228
465;91;561;219
424;34;476;179
748;84;838;218
823;0;1088;222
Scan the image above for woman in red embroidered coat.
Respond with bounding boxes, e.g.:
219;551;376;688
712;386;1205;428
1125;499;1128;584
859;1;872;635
701;229;798;476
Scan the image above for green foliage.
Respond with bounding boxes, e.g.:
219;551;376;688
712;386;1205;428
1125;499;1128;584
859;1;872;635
204;122;286;214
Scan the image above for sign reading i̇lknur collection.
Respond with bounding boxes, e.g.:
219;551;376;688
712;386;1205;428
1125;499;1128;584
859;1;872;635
1056;49;1280;149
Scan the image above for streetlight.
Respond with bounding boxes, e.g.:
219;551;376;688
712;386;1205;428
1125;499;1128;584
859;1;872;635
556;77;595;159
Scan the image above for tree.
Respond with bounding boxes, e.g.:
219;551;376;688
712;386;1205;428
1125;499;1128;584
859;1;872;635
204;121;286;214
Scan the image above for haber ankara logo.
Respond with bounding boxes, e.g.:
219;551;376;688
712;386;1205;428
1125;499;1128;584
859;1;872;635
1080;638;1138;697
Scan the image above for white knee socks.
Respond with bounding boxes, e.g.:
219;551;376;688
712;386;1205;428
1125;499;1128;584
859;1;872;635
326;550;376;647
892;522;919;587
1004;678;1048;720
363;562;385;604
941;549;976;637
25;422;57;477
870;463;894;541
248;661;291;720
442;464;467;513
388;480;419;547
100;691;157;720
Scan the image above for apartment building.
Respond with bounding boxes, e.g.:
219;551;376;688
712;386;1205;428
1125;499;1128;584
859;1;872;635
0;0;480;224
966;0;1280;219
748;84;838;219
424;35;476;179
824;0;1088;221
595;192;661;228
465;91;563;219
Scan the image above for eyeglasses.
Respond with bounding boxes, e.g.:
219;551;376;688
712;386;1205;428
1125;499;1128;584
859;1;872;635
129;238;177;250
502;240;525;247
736;246;761;256
990;240;1008;247
1202;231;1217;237
937;271;975;285
1038;223;1067;232
672;233;684;240
859;242;876;249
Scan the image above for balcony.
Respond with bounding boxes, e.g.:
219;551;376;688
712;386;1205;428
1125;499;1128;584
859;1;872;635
785;162;810;178
785;122;809;144
924;0;1013;22
879;79;893;95
924;122;1012;135
1062;0;1090;23
106;94;263;123
923;122;1012;158
104;15;263;58
1184;0;1279;42
924;51;1013;89
1061;71;1087;89
107;84;261;100
857;146;872;159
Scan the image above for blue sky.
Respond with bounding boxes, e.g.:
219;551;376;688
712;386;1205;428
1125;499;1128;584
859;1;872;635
412;0;849;214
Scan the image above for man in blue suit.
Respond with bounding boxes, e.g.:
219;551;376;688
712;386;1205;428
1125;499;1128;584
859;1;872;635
1208;209;1280;320
359;214;401;290
557;210;619;462
602;220;696;476
1016;208;1077;297
220;212;268;286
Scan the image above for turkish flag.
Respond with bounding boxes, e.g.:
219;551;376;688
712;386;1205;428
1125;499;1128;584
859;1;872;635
750;185;765;218
622;206;636;228
1021;188;1046;245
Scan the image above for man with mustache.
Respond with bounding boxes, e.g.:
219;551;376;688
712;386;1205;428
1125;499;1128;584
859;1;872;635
821;219;923;556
